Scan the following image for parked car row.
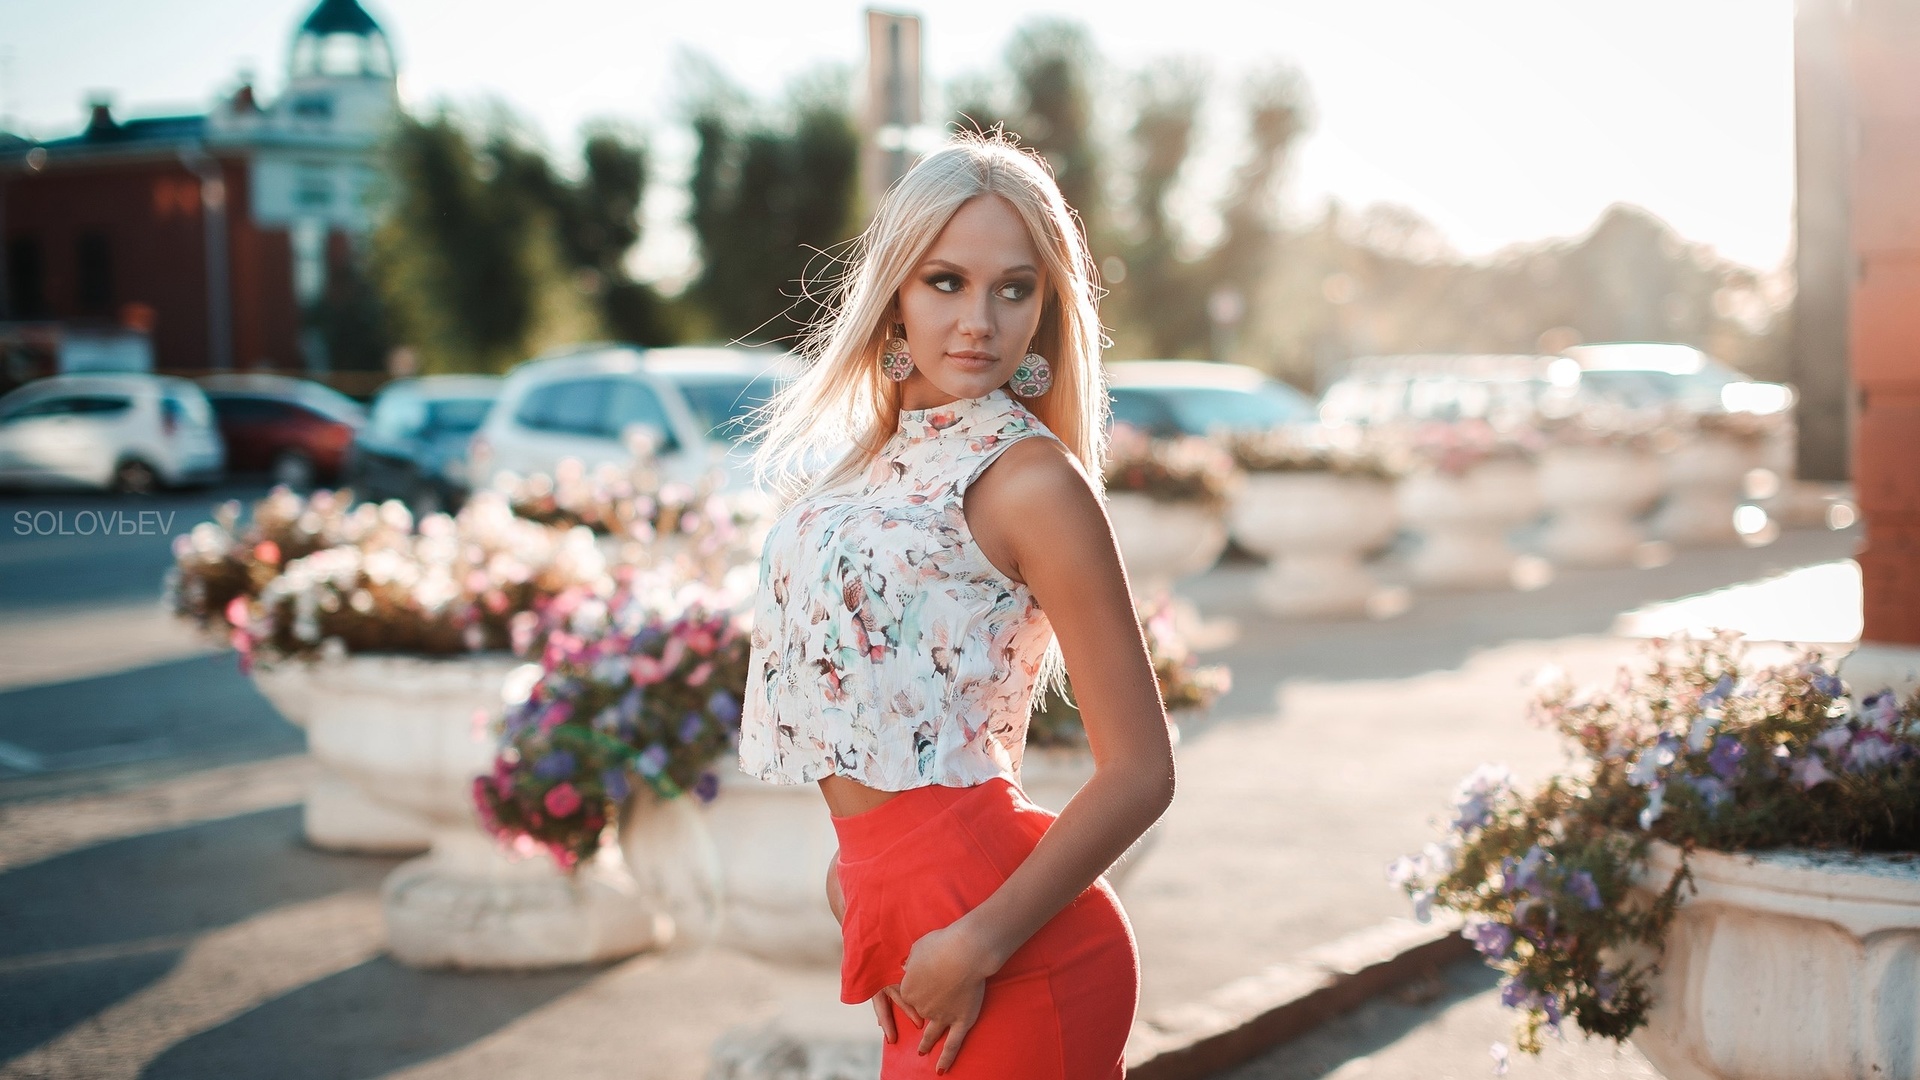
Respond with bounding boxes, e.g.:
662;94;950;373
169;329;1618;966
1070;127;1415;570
0;340;1794;499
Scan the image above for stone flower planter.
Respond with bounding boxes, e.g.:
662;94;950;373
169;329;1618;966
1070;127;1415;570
1397;459;1542;589
1629;841;1920;1080
1106;493;1229;599
621;769;845;967
1537;445;1664;568
287;652;670;969
1653;433;1759;546
251;662;434;855
1227;471;1398;617
620;729;1177;970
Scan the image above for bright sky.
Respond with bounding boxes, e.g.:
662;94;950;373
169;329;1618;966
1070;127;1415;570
1;0;1796;281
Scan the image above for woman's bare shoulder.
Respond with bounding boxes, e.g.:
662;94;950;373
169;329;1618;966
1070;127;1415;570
970;435;1099;515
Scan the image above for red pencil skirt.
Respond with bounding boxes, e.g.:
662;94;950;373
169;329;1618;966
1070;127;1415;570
831;775;1140;1079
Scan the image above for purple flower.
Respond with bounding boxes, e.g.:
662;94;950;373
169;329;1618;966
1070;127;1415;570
1465;918;1515;958
1806;665;1844;698
602;767;631;802
1564;869;1604;911
1684;774;1733;812
1708;736;1747;780
635;744;669;778
1861;691;1899;733
1410;888;1434;923
1846;731;1903;773
1450;764;1514;833
1814;724;1853;755
679;711;706;744
531;749;578;781
1790;754;1835;790
1700;673;1735;709
1627;734;1680;788
1500;845;1549;896
617;686;645;724
501;702;538;737
693;770;720;803
707;689;741;726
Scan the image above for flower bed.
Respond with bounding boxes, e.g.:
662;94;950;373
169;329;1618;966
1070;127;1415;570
1102;424;1238;511
1223;430;1397;481
1392;634;1919;1059
476;573;751;869
170;488;613;671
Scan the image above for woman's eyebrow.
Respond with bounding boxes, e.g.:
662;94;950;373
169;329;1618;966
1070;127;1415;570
917;258;1039;277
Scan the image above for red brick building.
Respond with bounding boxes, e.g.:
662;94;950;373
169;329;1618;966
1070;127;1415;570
0;0;397;391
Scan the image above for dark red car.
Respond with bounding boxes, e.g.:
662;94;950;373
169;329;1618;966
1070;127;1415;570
199;374;367;490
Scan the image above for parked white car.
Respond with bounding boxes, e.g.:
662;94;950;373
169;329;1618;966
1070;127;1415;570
0;374;225;492
467;344;794;494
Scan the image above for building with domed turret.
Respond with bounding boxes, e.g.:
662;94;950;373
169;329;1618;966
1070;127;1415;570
0;0;401;388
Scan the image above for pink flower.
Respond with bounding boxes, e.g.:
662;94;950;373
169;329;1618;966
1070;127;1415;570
225;595;251;627
230;628;254;675
537;701;573;732
687;661;713;687
472;777;503;835
682;623;719;657
631;636;688;686
544;782;583;817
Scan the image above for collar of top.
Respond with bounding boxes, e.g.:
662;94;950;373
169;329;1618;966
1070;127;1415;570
895;387;1023;444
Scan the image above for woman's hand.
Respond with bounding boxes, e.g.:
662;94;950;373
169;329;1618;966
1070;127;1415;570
897;921;997;1072
870;983;920;1044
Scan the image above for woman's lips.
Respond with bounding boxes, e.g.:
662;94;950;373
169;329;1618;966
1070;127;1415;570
947;351;997;369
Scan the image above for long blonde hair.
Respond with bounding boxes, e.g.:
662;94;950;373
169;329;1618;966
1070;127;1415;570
751;132;1108;500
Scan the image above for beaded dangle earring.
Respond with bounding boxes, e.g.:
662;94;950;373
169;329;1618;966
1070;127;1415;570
880;326;914;382
1010;345;1053;397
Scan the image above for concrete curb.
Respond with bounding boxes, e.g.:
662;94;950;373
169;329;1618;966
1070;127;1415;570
1123;915;1472;1079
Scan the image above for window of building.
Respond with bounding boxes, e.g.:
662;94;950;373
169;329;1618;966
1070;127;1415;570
76;232;114;314
7;236;48;319
290;94;334;120
295;170;334;209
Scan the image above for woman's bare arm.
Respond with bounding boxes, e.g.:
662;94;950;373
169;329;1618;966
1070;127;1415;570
955;435;1177;970
890;435;1175;1067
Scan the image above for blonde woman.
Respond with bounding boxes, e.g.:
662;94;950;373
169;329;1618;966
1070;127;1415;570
741;133;1175;1077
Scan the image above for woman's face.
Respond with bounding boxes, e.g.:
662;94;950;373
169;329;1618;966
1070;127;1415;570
892;194;1049;408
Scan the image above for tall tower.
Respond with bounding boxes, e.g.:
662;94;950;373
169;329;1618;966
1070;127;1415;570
282;0;400;140
214;0;401;372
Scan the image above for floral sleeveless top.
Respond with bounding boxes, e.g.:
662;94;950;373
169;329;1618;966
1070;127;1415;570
739;388;1061;790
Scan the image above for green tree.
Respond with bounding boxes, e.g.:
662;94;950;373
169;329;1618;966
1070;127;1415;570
1108;61;1210;358
683;62;861;344
369;109;664;373
1004;20;1103;235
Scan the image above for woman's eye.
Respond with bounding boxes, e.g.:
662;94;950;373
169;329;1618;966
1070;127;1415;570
998;281;1034;301
928;275;961;293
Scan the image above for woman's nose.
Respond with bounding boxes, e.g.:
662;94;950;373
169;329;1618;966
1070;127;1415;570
956;291;994;338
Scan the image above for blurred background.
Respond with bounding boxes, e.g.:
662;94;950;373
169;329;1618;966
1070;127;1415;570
0;0;1826;469
3;2;1912;1077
